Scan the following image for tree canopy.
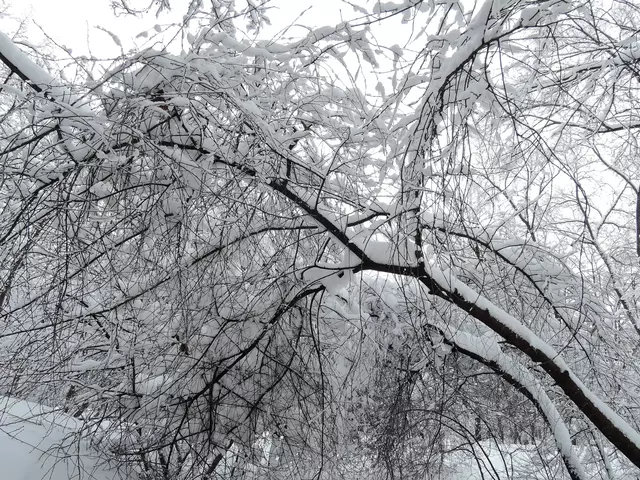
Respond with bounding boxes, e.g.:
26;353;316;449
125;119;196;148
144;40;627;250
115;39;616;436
1;0;640;478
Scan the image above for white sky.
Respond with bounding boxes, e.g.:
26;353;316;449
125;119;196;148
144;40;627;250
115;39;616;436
2;0;413;101
8;0;354;57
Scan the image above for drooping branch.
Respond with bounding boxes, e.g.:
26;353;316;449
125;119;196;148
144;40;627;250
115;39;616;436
1;14;640;474
237;145;640;467
424;324;587;480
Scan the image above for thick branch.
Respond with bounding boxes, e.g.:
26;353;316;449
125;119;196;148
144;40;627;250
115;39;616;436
420;272;640;467
425;325;586;480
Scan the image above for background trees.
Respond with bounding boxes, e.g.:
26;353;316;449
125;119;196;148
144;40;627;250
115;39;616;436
1;0;640;478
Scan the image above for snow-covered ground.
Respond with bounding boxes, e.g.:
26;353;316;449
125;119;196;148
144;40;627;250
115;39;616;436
440;441;636;480
1;395;633;480
0;396;121;480
442;443;551;479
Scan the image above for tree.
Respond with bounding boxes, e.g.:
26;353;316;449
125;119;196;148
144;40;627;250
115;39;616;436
1;0;640;478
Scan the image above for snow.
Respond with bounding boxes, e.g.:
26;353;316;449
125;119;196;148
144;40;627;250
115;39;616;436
0;32;93;118
427;262;640;457
0;396;122;480
70;359;103;372
444;442;559;480
438;439;636;480
449;331;586;479
572;371;640;454
0;32;56;91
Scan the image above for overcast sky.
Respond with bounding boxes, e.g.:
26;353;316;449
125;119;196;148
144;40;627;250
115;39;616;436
9;0;353;57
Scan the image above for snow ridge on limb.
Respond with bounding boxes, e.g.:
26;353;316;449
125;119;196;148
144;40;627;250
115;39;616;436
419;264;640;468
259;164;640;467
0;32;54;93
435;327;588;480
0;32;91;116
237;145;640;468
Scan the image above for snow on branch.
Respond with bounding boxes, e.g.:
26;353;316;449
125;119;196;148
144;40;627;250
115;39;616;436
444;328;587;480
0;32;92;116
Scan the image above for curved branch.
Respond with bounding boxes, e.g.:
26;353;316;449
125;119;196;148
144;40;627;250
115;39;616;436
424;324;587;480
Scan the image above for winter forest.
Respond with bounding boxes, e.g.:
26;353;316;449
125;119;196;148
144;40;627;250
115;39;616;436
2;0;640;478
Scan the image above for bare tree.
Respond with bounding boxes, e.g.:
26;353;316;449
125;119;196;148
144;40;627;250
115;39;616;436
1;0;640;478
